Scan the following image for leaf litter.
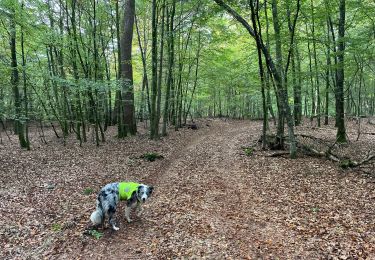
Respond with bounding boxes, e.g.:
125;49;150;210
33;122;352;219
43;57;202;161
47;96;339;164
0;118;374;259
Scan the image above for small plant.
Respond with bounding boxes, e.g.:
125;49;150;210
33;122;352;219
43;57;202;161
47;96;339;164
51;223;62;232
83;188;94;195
141;152;164;162
340;159;354;169
243;147;253;156
89;230;103;239
311;207;320;213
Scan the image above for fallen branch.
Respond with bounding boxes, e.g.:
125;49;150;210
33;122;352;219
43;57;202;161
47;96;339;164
300;145;341;162
299;142;374;169
296;134;328;143
360;132;375;136
349;152;375;167
267;151;290;157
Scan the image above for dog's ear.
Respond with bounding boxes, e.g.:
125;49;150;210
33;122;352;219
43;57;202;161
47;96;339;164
149;186;154;194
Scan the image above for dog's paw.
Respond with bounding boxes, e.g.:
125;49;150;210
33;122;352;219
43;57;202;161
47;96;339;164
112;226;120;231
136;211;142;217
126;218;132;223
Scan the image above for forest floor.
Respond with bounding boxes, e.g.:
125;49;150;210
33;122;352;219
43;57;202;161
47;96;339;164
1;118;375;259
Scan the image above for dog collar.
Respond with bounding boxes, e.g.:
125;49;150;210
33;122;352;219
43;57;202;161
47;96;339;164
118;182;140;201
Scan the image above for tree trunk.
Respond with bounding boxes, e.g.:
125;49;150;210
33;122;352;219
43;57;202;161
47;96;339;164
20;1;30;150
212;0;298;158
10;5;28;148
336;0;347;143
162;1;176;136
250;0;267;149
150;0;159;139
271;0;285;148
119;0;137;138
310;0;321;126
155;0;166;138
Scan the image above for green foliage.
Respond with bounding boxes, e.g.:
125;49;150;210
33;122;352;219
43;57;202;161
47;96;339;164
88;230;103;239
141;152;164;162
243;147;253;156
0;0;374;147
51;223;62;232
340;159;354;169
83;188;94;195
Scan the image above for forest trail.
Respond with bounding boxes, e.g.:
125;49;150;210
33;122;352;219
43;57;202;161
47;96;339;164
1;120;374;259
77;120;374;259
80;120;259;259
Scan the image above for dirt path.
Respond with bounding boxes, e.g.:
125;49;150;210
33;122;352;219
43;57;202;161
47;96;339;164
78;121;253;259
78;120;374;259
1;120;374;259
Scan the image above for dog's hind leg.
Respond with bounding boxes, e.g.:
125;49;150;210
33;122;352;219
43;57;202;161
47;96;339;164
108;205;119;231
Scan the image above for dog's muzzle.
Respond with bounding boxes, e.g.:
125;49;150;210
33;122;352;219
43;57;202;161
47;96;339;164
142;198;146;202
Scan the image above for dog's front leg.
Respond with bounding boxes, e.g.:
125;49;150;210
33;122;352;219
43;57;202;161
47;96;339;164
125;206;132;223
108;207;119;231
136;203;143;217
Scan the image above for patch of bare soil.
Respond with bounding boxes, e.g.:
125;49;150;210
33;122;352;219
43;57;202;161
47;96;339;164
1;119;374;259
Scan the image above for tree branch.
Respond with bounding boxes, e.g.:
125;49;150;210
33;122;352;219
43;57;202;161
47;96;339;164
284;0;301;76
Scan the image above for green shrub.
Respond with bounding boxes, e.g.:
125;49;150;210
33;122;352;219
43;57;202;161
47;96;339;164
88;230;103;239
141;152;164;162
243;147;253;156
340;159;354;169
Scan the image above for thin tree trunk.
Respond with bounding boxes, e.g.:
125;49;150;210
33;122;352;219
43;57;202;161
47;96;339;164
250;0;267;149
150;0;158;139
20;1;30;150
311;0;321;126
10;4;28;148
336;0;347;143
184;31;202;124
162;1;176;136
155;0;166;138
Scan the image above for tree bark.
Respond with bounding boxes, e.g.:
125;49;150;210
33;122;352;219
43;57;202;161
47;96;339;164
10;4;28;148
336;0;347;143
119;0;137;137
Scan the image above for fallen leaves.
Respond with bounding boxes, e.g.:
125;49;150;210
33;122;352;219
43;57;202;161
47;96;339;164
0;119;374;259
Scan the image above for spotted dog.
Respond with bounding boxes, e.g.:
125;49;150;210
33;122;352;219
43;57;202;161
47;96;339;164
90;182;153;230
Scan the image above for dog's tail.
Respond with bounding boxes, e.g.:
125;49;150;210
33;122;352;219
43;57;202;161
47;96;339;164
90;195;104;226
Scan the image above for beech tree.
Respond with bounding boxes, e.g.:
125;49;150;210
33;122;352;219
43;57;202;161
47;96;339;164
0;0;373;149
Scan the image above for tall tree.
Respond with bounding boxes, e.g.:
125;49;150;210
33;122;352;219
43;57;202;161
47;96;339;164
119;0;137;137
162;0;176;136
9;3;28;149
213;0;300;158
336;0;347;143
150;0;158;139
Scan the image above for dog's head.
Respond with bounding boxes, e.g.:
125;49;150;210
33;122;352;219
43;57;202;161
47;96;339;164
137;184;154;203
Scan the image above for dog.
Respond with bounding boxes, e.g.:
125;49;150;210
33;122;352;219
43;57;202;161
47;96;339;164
90;182;153;230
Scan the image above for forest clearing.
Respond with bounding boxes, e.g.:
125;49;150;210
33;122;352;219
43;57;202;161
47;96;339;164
1;119;375;259
1;0;375;259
